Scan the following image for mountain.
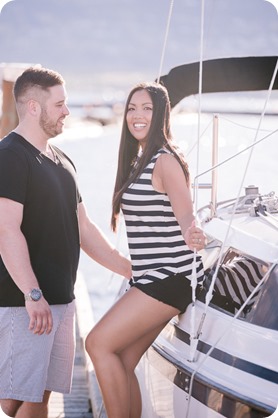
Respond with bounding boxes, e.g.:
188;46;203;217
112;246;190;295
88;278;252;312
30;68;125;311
0;0;277;96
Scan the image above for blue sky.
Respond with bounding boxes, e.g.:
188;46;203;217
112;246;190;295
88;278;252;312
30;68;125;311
0;0;277;93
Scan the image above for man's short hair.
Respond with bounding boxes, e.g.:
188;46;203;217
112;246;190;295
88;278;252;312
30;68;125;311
13;67;65;102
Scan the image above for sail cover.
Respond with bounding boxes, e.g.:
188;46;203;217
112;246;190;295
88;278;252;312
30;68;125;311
158;56;278;108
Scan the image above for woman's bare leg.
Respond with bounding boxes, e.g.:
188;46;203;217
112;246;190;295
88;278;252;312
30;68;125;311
118;322;168;418
85;287;179;418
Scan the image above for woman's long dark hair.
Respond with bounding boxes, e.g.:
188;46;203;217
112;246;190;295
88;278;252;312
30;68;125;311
111;81;190;231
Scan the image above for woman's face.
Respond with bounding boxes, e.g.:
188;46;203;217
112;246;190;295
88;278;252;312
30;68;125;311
126;89;153;148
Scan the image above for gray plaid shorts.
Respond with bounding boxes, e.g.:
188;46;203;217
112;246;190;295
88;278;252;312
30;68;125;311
0;300;75;402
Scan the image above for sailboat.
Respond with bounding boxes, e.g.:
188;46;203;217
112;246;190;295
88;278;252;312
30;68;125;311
134;2;278;417
135;56;278;418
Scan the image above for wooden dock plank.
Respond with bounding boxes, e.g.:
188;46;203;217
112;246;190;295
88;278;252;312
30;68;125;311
49;274;108;417
74;275;107;418
49;318;92;418
49;274;107;418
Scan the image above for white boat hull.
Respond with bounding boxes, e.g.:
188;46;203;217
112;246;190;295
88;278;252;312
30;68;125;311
137;301;278;418
136;188;278;417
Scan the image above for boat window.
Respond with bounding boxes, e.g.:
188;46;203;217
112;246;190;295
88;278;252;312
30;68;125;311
245;264;278;330
199;248;277;329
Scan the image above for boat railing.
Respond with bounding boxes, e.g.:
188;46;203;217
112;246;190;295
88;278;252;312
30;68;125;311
192;114;219;218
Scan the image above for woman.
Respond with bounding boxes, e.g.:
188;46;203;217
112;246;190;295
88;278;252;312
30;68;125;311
85;82;205;418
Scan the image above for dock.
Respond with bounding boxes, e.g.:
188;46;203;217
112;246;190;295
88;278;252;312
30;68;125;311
49;274;107;418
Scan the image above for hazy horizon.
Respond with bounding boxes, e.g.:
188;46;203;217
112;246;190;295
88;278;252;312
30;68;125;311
0;0;277;98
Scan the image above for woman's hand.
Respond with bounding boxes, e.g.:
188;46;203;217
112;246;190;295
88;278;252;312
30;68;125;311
184;220;207;251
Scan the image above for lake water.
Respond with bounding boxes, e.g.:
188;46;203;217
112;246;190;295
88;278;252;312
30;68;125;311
52;101;278;321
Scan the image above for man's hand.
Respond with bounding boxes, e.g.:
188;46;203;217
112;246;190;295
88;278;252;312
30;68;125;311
25;298;53;335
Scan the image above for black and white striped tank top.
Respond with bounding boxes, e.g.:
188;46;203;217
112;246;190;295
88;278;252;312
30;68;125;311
121;148;204;285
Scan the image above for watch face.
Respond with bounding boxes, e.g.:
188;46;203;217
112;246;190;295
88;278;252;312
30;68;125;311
31;288;42;301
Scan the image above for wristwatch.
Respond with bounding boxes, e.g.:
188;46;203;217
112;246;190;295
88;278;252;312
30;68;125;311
24;288;43;302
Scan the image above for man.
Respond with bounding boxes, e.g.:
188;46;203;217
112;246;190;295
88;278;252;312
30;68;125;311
0;67;131;418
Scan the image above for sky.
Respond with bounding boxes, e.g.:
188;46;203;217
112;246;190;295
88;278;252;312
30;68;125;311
0;0;277;97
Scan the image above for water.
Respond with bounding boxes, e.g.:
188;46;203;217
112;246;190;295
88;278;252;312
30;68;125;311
53;104;278;322
1;0;277;93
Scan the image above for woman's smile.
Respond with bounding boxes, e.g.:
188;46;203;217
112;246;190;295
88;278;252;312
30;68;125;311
126;89;153;145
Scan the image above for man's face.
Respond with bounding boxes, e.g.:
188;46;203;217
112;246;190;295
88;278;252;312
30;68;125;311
39;84;70;139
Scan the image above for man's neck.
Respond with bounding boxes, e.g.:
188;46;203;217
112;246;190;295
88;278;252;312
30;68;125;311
13;124;49;153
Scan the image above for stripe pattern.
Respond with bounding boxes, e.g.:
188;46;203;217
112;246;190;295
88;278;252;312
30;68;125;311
213;256;264;313
121;149;203;285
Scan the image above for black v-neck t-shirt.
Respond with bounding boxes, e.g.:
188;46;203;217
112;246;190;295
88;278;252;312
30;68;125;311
0;132;81;306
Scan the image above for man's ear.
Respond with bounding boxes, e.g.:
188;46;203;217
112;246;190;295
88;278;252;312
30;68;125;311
27;99;40;115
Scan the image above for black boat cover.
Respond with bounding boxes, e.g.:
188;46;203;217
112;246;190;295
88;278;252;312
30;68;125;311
158;56;278;108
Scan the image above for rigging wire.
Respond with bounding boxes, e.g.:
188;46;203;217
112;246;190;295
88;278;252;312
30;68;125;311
157;0;174;84
185;58;278;417
186;117;213;157
188;0;206;364
220;114;274;132
195;0;205;209
204;58;278;309
181;106;274;166
185;260;278;417
193;126;278;182
110;0;176;296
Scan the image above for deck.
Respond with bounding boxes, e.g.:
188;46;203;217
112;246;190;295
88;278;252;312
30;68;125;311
48;323;92;418
49;275;107;418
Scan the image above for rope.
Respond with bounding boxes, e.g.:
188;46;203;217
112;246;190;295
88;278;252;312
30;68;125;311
157;0;175;83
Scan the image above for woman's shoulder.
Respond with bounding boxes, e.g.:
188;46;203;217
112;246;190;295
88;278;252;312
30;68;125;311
152;149;181;175
152;147;172;160
158;147;171;155
155;148;176;162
